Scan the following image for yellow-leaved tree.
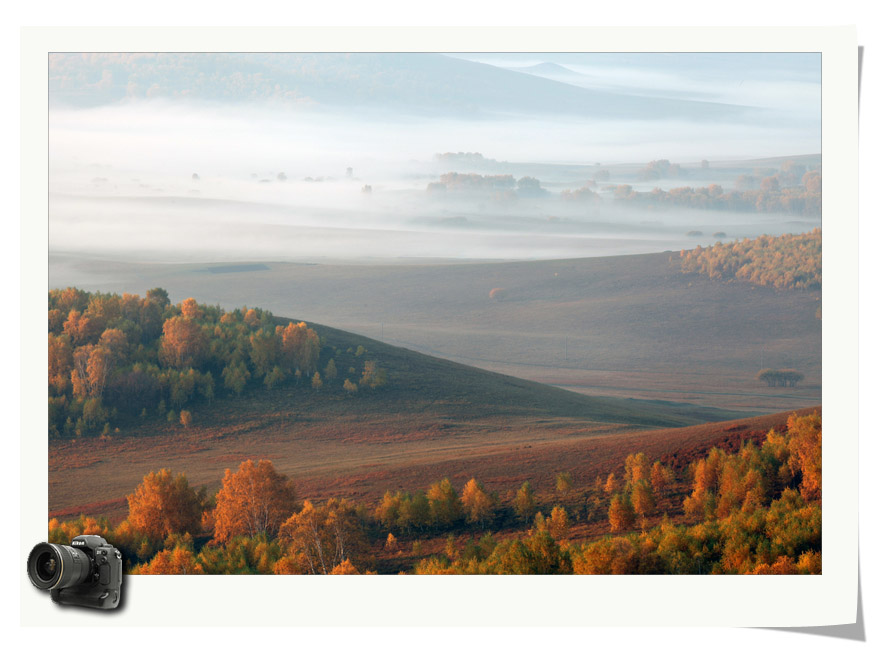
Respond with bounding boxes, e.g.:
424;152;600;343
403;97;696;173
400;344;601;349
461;478;495;528
213;460;299;543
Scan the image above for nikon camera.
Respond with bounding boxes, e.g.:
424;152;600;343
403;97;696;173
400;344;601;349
27;535;122;609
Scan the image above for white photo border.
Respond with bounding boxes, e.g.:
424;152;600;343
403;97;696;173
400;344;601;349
21;25;858;627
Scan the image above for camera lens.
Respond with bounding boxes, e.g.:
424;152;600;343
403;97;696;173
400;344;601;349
27;542;92;591
36;551;57;581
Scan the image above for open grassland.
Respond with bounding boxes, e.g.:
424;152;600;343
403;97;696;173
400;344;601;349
51;249;821;413
47;316;783;524
50;311;747;522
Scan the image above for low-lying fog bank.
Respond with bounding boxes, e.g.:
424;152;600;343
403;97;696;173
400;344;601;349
49;160;819;263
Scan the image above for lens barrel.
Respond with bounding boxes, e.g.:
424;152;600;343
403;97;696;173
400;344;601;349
27;542;92;591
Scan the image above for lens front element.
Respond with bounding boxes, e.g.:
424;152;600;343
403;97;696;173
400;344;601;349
36;551;57;582
27;542;91;591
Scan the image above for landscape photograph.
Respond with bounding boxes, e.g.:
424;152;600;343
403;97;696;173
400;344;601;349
46;51;822;576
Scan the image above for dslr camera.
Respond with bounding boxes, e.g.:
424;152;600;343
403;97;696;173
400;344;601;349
27;535;122;609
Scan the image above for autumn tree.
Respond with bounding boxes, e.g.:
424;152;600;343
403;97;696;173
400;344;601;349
761;176;780;192
397;491;431;533
360;360;387;389
63;309;98;345
126;469;204;541
514;481;536;521
134;542;204;575
98;328;128;366
555;471;572;497
244;308;269;328
179;410;193;428
374;491;401;531
280;321;320;375
787;411;822;501
547;505;570;541
624;452;650;488
159;315;207;369
650;461;674;497
180;297;203;321
70;345;111;400
461;478;494;528
324;359;337;381
48;333;73;393
213;460;299;543
330;559;360;575
427;478;462;528
277;498;365;574
86;346;111;399
385;532;398;552
603;472;619;495
631;479;656;519
608;493;635;533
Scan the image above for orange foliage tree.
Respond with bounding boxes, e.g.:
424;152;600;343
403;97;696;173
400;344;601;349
279;321;320;376
787;412;822;501
48;333;73;393
159;315;207;369
547;505;570;541
650;461;674;497
70;345;111;399
631;479;656;519
277;498;365;574
624;452;650;488
135;544;204;575
126;469;204;541
460;478;495;528
608;493;635;533
213;460;299;543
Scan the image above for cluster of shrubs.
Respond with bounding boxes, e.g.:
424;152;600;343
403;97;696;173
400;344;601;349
756;369;806;388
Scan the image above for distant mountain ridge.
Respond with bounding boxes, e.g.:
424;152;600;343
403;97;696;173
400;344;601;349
49;52;754;121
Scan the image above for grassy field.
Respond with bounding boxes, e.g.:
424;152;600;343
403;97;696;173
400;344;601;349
48;248;820;524
50;250;821;413
49;318;746;522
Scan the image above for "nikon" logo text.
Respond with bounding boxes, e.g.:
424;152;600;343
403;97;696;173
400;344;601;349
72;541;86;546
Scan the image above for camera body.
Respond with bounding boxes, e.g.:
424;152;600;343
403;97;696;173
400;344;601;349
27;534;123;610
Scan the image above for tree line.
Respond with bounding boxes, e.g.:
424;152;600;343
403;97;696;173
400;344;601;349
427;172;547;199
614;183;819;216
608;181;820;216
678;228;821;290
425;159;819;216
48;412;821;575
48;288;386;438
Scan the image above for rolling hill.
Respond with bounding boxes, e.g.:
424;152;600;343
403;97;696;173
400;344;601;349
49;314;748;523
49;52;752;121
50;250;822;413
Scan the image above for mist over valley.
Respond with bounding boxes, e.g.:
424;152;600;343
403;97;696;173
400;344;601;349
49;53;820;263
